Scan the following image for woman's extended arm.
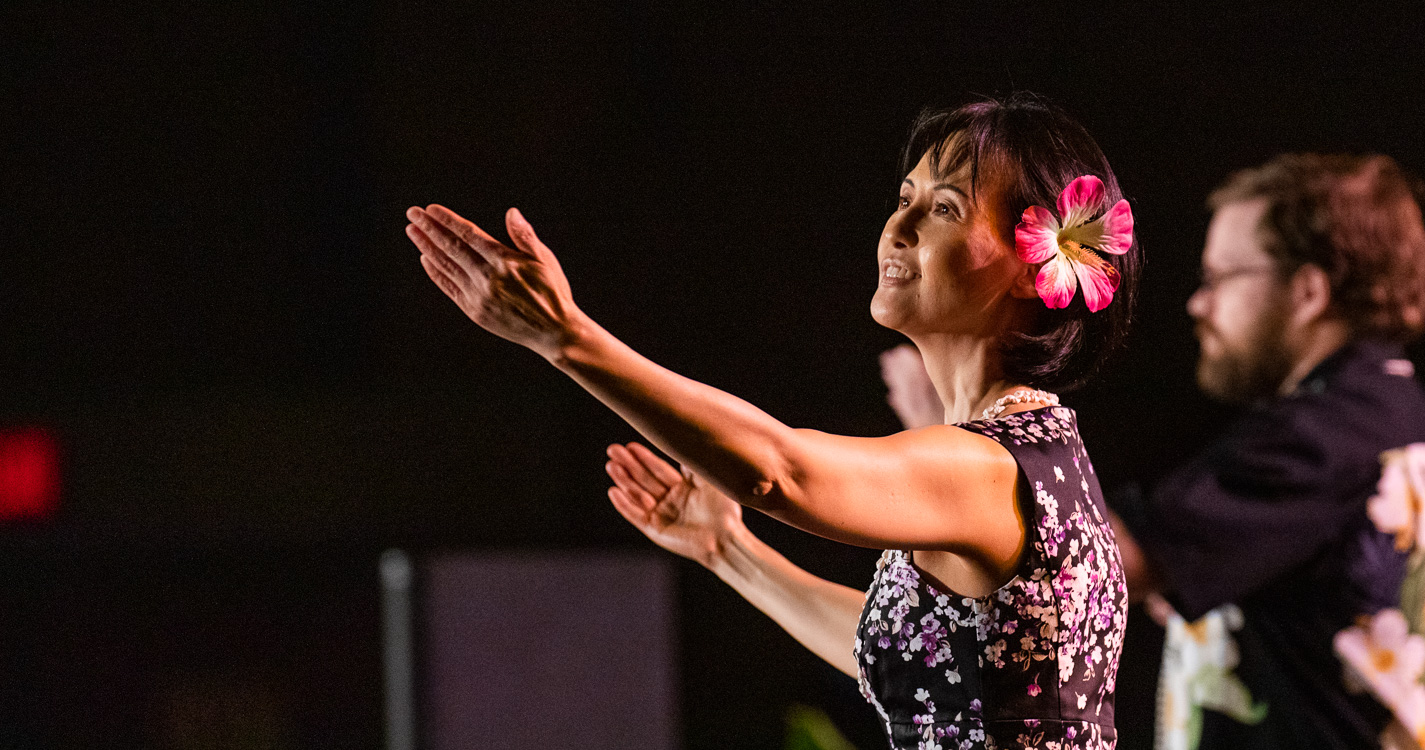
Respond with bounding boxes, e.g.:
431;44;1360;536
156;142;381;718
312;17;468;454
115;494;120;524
606;442;865;677
404;204;1020;555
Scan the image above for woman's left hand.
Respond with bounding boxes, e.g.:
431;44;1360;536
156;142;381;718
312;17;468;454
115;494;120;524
605;442;745;569
404;204;583;359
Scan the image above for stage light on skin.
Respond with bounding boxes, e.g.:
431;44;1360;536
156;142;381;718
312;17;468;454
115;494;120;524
0;428;60;521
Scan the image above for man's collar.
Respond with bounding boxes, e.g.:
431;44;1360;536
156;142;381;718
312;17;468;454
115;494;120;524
1289;338;1411;397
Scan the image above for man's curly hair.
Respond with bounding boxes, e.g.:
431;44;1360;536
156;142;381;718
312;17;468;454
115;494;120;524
1210;153;1425;343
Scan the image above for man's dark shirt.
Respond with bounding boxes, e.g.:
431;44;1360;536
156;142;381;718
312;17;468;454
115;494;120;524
1132;339;1425;749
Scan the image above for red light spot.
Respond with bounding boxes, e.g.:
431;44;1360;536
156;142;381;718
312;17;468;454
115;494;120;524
0;428;60;521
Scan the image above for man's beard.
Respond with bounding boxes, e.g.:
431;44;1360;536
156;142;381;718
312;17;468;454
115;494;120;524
1195;307;1295;404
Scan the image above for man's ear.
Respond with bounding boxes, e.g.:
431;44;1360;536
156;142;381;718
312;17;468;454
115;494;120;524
1010;261;1041;300
1288;263;1334;325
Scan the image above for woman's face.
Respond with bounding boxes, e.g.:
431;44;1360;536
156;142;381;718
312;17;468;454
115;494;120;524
870;148;1034;338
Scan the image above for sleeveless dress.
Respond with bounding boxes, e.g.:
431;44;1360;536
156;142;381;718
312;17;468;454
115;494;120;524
853;406;1128;750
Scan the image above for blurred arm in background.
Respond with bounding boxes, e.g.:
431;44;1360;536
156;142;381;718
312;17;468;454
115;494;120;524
879;344;944;430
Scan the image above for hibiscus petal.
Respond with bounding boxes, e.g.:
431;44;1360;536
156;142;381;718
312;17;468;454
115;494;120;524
1073;251;1121;313
1060;199;1135;256
1097;199;1135;255
1057;176;1105;230
1035;254;1077;309
1015;206;1061;263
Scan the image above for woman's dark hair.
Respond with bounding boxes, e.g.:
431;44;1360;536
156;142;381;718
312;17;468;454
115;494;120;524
899;93;1141;392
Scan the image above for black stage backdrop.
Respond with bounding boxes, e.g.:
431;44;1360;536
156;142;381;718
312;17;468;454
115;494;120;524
3;2;1424;748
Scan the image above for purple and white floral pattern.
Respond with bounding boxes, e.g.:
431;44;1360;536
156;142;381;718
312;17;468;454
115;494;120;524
854;407;1128;749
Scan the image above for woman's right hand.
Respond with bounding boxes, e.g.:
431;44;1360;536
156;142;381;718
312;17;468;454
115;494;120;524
404;204;584;361
605;442;745;568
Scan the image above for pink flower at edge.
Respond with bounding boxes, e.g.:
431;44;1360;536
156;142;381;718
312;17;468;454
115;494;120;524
1334;608;1425;733
1014;175;1134;312
1367;444;1425;551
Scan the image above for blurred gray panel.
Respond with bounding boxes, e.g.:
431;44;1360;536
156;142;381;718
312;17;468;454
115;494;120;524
380;549;416;750
422;552;678;750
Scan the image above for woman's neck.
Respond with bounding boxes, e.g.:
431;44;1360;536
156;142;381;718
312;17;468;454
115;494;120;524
911;332;1021;424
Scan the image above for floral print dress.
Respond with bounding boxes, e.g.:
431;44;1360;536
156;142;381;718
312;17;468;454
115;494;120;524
854;407;1128;750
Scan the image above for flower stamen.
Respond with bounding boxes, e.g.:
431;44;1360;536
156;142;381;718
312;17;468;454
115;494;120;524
1061;240;1092;262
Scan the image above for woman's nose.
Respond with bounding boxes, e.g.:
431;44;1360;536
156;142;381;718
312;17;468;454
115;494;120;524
884;209;919;249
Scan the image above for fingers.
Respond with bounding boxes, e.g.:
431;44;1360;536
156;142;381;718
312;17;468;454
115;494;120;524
406;206;498;272
605;443;667;500
606;456;663;501
608;487;652;526
607;444;670;496
425;204;515;266
419;256;468;301
426;203;500;246
609;483;655;512
627;442;684;488
504;207;544;259
407;223;475;285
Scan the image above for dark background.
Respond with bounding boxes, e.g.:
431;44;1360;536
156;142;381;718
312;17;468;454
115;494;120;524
4;1;1424;748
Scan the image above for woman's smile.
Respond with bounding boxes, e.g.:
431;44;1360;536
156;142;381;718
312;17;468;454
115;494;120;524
880;259;921;286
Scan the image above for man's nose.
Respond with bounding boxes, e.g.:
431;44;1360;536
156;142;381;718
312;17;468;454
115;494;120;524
1186;287;1210;320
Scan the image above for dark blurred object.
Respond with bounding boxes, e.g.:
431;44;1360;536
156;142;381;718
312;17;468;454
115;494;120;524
150;674;298;750
382;550;678;750
0;544;385;749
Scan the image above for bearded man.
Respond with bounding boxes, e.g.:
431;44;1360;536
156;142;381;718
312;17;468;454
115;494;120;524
1114;154;1425;749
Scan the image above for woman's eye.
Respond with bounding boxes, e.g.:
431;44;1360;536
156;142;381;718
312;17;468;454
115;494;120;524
898;196;911;208
935;203;952;216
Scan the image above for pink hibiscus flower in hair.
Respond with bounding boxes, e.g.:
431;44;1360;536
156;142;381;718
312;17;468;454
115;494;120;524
1014;176;1134;312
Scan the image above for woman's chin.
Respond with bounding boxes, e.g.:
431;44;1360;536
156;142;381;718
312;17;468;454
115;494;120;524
870;297;911;333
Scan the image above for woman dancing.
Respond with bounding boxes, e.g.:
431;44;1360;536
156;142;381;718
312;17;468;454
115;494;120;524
403;94;1138;749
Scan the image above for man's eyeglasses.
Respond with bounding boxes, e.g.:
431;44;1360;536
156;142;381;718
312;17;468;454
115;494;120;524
1196;266;1279;293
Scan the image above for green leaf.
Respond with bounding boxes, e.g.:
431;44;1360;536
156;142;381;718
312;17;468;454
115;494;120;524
784;704;859;750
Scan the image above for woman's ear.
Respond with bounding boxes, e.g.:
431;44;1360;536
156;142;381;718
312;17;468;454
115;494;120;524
1010;261;1041;300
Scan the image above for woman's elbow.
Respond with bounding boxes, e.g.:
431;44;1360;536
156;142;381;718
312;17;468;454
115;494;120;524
731;439;805;511
736;475;793;512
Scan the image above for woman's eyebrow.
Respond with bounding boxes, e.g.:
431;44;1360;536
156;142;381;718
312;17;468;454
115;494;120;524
901;178;968;198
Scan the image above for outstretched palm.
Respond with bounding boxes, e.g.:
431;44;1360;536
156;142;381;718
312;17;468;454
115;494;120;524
605;442;743;567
